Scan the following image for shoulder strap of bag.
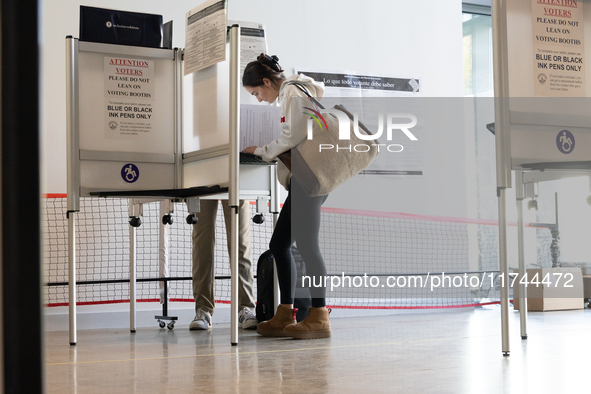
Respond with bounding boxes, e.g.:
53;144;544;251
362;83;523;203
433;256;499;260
285;81;325;110
286;81;377;141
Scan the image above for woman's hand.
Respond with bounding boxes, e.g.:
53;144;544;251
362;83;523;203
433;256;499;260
242;146;258;154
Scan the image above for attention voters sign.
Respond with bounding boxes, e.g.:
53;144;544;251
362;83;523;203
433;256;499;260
532;0;586;97
104;57;155;139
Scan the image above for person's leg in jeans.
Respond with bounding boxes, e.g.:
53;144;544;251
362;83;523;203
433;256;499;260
221;200;258;329
190;199;218;329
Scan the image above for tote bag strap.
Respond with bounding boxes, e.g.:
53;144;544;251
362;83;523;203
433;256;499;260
286;81;376;139
285;81;325;110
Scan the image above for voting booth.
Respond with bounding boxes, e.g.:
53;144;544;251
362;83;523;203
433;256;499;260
492;0;591;355
66;8;280;345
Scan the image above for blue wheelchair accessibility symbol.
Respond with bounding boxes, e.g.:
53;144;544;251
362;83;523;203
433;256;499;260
121;163;140;183
556;130;575;154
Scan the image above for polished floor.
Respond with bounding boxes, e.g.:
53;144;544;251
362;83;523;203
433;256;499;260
45;305;591;393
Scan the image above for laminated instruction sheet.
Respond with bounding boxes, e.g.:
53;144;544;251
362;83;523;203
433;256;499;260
184;0;227;75
104;56;155;139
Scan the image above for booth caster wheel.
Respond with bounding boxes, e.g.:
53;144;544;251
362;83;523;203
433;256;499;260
162;214;173;225
252;214;265;224
167;321;175;330
158;320;165;328
129;216;142;227
186;214;198;224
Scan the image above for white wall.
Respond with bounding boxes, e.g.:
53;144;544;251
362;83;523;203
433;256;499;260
41;0;464;216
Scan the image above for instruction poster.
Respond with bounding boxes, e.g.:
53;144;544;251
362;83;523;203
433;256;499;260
532;0;586;96
184;0;227;75
232;20;267;79
104;56;155;139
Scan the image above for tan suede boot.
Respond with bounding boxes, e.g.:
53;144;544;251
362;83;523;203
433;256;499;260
283;307;331;339
256;305;296;337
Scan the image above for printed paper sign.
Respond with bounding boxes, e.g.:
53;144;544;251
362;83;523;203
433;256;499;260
532;0;586;97
104;56;155;139
184;0;227;75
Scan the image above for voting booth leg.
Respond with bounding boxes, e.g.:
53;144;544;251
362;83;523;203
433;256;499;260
129;199;137;333
228;24;241;345
516;172;528;340
230;209;239;345
65;34;80;346
498;188;510;356
68;212;77;345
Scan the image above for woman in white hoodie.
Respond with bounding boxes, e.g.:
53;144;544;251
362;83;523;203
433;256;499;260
242;54;331;339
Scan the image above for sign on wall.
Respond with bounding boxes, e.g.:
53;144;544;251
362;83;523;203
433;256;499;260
532;0;586;96
104;56;155;139
297;70;423;176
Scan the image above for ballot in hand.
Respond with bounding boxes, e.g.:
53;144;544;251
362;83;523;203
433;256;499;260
242;146;258;154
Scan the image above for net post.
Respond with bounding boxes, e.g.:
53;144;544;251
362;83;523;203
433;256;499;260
129;199;137;333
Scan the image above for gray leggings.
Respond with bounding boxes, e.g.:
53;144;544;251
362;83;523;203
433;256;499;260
269;177;328;307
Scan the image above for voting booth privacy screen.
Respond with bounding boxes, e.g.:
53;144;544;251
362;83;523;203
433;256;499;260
75;42;178;194
502;0;591;169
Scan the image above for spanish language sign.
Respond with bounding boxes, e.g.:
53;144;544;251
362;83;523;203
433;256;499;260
532;0;586;96
104;56;155;139
297;70;423;177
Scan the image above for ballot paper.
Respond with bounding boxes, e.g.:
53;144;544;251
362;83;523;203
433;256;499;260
240;104;281;151
184;0;227;75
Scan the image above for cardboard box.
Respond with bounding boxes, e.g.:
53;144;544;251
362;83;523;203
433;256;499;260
513;267;584;311
583;275;591;299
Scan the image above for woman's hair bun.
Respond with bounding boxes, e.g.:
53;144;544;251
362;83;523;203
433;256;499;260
256;53;283;72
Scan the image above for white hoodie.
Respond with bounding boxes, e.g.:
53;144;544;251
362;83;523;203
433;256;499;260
254;74;325;189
